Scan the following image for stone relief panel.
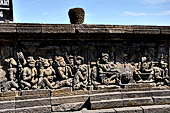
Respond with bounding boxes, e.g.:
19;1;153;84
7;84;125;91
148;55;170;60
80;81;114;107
0;42;169;92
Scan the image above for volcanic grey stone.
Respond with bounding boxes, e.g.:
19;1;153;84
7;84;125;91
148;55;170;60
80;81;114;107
141;105;170;113
0;98;15;110
90;92;121;101
123;97;154;107
19;90;50;97
15;97;50;108
114;107;143;113
16;23;41;33
0;23;16;33
151;90;170;96
15;105;51;113
153;96;170;105
52;102;85;112
0;109;15;113
121;90;152;98
42;24;75;33
51;95;89;105
82;109;116;113
91;99;124;110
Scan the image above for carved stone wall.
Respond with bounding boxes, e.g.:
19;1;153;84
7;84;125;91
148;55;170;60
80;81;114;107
0;23;170;92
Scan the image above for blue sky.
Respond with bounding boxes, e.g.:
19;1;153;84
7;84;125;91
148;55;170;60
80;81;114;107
13;0;170;25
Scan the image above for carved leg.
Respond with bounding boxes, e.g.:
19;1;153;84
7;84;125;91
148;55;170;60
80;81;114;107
43;78;54;89
148;74;154;81
20;80;31;89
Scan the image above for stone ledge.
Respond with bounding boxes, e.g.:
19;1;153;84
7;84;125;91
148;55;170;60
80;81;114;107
0;23;170;35
52;105;170;113
141;105;170;113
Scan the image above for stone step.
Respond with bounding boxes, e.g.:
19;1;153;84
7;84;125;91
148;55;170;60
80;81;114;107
51;105;170;113
153;96;170;105
0;105;51;113
90;89;170;101
51;90;170;112
51;89;170;105
1;89;170;112
91;97;154;110
91;96;170;110
51;94;89;105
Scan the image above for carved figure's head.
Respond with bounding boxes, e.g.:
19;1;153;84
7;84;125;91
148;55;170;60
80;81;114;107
54;56;66;67
101;53;109;63
27;56;36;67
48;58;53;66
160;61;167;68
68;55;74;65
76;56;84;65
141;57;147;63
43;59;50;67
4;58;17;68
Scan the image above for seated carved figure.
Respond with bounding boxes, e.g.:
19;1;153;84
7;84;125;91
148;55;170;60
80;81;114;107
97;53;121;85
53;56;73;87
134;57;154;82
73;56;88;90
39;59;59;89
21;56;38;89
4;58;19;91
153;60;169;86
0;66;7;92
161;62;169;85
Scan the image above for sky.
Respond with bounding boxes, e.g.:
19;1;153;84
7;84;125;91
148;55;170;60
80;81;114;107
13;0;170;25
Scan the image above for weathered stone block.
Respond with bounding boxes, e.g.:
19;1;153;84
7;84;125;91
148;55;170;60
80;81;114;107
114;107;143;113
52;102;85;112
133;29;160;34
123;97;154;107
0;109;15;113
0;91;16;97
122;91;152;98
82;109;116;113
16;23;42;33
153;96;170;105
42;24;75;33
51;95;89;105
15;105;51;113
161;30;170;34
15;98;50;108
0;23;16;33
91;99;123;110
19;89;50;97
0;100;15;110
151;90;170;96
51;87;72;97
90;92;121;101
141;105;170;113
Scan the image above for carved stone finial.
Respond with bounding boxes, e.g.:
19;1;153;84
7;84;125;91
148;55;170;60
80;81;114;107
68;8;85;24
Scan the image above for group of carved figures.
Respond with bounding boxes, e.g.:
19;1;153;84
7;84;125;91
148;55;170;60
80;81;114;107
0;52;169;92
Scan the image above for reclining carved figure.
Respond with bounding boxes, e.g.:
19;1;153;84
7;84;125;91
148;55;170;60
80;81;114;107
97;53;121;85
